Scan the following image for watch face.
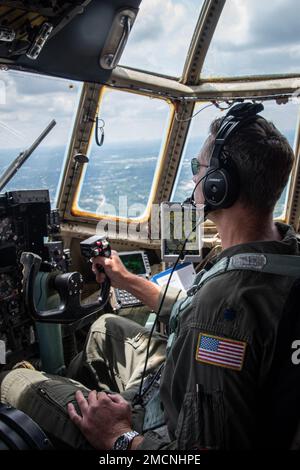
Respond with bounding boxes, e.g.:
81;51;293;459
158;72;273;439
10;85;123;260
114;434;129;450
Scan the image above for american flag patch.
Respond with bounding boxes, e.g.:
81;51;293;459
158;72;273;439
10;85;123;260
196;333;247;371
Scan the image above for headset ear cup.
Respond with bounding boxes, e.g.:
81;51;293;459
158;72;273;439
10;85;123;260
203;167;239;209
200;102;262;214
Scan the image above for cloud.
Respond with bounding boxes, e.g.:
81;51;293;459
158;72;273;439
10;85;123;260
204;44;299;77
98;88;171;144
0;68;170;152
246;0;299;49
121;0;203;76
121;0;299;78
0;70;81;149
187;100;298;150
203;0;300;77
208;0;299;50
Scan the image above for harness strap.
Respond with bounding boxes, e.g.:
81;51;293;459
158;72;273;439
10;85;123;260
187;253;300;297
167;253;300;353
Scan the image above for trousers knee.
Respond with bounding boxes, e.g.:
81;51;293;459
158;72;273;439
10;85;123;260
0;369;48;408
90;313;118;333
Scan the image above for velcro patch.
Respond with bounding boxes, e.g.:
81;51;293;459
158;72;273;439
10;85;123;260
196;333;247;371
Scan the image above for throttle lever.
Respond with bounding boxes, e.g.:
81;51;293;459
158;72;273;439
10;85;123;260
79;235;112;302
20;251;109;323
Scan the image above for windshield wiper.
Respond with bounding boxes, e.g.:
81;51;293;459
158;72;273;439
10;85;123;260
0;120;56;192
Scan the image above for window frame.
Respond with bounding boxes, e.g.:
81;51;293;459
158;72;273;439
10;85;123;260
70;86;175;224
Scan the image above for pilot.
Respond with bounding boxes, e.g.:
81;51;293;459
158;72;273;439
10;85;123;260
1;104;299;450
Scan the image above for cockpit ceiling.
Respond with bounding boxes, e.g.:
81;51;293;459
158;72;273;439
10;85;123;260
0;0;141;83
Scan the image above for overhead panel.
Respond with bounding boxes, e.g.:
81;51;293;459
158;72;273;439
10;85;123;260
0;0;141;83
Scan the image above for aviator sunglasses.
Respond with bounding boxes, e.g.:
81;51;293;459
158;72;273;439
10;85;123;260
191;158;209;176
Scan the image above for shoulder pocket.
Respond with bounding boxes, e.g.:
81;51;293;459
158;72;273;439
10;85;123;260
176;386;225;450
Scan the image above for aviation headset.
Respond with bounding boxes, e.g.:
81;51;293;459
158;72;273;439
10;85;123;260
192;102;265;215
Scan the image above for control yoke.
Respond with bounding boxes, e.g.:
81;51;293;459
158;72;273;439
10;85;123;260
21;237;111;323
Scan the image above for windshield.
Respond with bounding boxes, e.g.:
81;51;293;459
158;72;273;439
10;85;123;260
76;88;172;219
202;0;300;77
0;70;82;206
121;0;204;77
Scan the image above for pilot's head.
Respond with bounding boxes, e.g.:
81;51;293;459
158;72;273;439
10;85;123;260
193;116;295;218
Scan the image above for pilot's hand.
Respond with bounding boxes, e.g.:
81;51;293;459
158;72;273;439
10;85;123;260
68;390;132;450
92;250;133;289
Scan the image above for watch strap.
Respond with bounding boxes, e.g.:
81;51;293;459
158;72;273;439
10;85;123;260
112;430;139;450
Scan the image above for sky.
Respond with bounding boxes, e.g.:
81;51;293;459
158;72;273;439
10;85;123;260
121;0;204;77
202;0;300;77
0;0;299;152
0;69;81;151
121;0;300;77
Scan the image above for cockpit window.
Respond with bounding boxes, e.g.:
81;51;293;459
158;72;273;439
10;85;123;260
172;100;299;219
201;0;300;77
120;0;205;77
0;70;82;206
76;88;172;219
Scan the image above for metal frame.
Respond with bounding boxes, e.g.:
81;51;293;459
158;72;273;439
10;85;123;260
181;0;226;85
56;82;102;222
287;111;300;231
66;86;175;227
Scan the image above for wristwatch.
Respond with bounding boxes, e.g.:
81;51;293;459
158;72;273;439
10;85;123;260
112;431;139;450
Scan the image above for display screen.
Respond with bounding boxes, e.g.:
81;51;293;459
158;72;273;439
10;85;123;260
119;253;146;275
165;210;198;255
161;203;203;258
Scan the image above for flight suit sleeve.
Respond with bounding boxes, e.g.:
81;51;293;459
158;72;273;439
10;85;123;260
138;303;262;450
155;285;185;324
161;321;260;449
139;331;259;449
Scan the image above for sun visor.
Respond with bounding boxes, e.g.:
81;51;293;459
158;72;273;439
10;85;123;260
0;0;141;83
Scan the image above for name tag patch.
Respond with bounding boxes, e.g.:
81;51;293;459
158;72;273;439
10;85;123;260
196;333;247;371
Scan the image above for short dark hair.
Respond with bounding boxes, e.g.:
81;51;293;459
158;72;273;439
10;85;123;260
207;116;295;213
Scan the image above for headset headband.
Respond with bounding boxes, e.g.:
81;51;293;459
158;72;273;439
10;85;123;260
210;102;264;168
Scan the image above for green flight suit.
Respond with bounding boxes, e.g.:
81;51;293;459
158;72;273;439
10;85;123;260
139;222;300;449
1;222;300;450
